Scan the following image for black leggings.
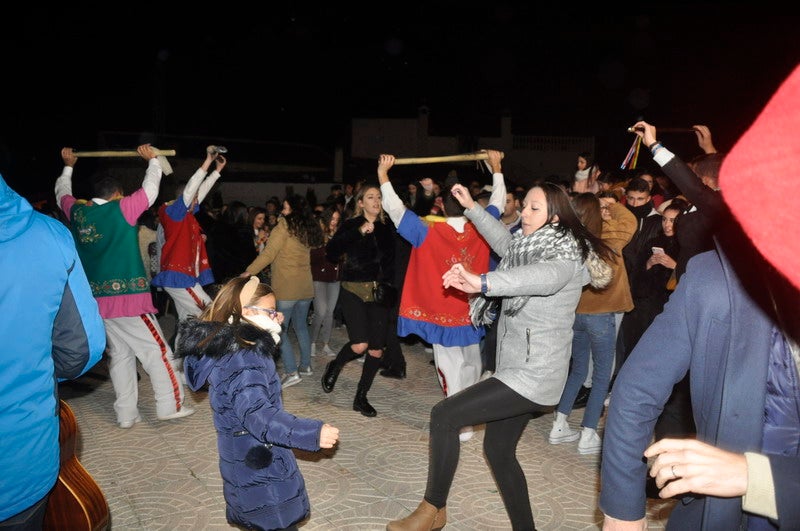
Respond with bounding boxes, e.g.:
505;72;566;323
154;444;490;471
424;377;550;531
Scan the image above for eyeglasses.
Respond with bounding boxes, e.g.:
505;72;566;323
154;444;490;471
244;306;279;318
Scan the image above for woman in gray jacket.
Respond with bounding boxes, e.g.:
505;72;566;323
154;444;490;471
386;181;613;531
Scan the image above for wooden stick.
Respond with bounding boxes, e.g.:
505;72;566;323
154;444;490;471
73;149;177;158
393;152;503;165
627;127;696;134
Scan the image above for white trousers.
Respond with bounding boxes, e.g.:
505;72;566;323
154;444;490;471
164;284;211;321
432;343;482;397
104;314;186;423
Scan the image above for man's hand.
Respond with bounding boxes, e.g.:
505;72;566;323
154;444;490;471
215;154;227;173
630;121;658;148
61;147;78;168
645;438;748;499
137;144;157;161
692;125;717;154
377;154;395;184
485;149;504;174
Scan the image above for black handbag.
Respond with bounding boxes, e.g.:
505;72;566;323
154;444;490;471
373;281;398;307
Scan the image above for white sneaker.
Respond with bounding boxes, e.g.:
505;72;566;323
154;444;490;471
322;344;336;357
578;427;603;455
299;366;313;376
459;426;474;442
310;344;317;357
549;416;580;444
158;407;196;421
119;415;142;429
281;372;302;388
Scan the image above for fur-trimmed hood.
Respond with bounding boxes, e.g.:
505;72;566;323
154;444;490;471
175;318;279;392
585;250;614;290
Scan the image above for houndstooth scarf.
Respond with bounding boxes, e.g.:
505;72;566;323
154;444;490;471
469;223;583;326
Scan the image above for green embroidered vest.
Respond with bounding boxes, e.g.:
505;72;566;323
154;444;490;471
70;200;150;298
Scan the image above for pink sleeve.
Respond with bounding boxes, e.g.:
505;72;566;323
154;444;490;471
59;195;77;221
119;188;150;225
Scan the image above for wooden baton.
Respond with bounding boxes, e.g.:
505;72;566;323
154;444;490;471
392;152;503;165
73;149;177;158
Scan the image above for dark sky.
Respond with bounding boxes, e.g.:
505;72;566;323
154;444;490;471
3;4;800;198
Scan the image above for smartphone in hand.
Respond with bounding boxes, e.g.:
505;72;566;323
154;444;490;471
652;246;664;254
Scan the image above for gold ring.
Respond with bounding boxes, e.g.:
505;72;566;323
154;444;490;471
671;465;678;479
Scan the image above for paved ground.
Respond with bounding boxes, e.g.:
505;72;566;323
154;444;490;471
58;316;675;530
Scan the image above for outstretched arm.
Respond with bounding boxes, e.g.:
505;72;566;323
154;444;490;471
377;153;407;227
692;125;717;154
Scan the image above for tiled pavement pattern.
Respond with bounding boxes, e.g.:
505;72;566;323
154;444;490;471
59;315;675;530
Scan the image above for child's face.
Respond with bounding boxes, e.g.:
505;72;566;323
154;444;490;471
242;294;283;324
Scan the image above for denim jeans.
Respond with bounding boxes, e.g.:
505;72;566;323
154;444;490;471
310;281;341;346
277;298;313;374
557;312;616;429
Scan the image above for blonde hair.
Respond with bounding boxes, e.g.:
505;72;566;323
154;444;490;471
353;183;386;223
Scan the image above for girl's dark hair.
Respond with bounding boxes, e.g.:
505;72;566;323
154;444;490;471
223;201;250;227
571;192;603;238
247;206;267;228
537;182;614;263
283;194;325;248
318;205;340;241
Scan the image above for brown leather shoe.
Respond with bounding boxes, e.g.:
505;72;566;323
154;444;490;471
386;500;446;530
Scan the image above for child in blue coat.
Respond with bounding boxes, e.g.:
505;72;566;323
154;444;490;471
176;276;339;531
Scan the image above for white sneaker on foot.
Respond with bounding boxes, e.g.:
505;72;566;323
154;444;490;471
158;407;196;421
119;415;142;429
299;366;313;376
322;344;336;357
459;426;474;442
281;372;302;388
549;416;580;444
578;427;603;455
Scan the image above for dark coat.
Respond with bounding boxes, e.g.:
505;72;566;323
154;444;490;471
600;249;800;529
325;214;396;283
176;319;323;531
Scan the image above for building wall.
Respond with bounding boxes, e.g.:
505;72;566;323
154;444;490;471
350;110;595;184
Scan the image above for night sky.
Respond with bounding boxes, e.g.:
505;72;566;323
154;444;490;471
3;4;799;199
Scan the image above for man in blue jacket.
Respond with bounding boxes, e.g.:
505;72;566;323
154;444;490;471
600;65;800;530
0;174;106;528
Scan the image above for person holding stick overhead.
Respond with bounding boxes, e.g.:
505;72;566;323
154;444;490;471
55;144;195;428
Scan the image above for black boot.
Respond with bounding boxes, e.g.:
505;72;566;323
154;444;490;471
379;366;406;379
321;343;355;393
353;354;381;417
353;386;377;417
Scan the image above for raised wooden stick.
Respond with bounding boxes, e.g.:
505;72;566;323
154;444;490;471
393;152;503;165
627;127;696;134
73;149;177;158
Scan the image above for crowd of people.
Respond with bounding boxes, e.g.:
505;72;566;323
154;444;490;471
3;64;800;530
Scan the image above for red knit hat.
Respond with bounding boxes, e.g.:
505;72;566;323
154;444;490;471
719;64;800;290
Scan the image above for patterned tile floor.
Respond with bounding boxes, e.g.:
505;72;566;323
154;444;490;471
58;317;675;530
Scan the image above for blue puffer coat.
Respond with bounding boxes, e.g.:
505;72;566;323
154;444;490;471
176;319;323;531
